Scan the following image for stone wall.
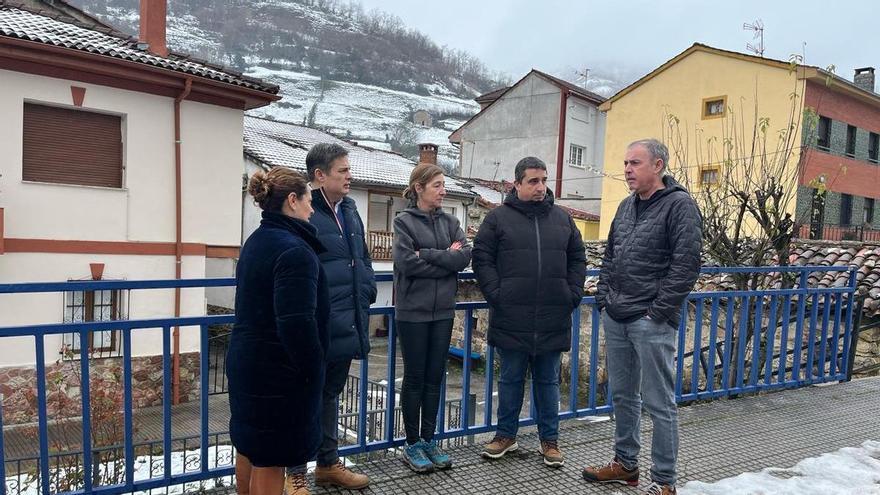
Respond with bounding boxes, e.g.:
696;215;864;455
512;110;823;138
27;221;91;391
0;352;201;424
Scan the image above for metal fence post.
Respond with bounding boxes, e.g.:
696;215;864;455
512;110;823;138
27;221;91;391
845;297;865;382
466;393;476;446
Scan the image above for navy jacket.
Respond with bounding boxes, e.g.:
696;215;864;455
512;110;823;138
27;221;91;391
310;188;377;362
227;211;330;468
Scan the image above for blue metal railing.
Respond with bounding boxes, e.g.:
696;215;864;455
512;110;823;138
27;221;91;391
0;266;859;495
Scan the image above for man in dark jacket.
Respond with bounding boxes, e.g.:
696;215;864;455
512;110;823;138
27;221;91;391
473;156;586;468
304;143;375;490
582;139;702;495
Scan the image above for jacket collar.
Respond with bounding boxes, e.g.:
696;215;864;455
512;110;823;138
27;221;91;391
503;189;554;218
260;211;326;254
311;187;354;216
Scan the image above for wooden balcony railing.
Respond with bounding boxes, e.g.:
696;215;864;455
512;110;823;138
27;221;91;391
369;230;394;260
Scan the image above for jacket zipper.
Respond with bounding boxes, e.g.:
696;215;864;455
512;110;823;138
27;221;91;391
533;216;541;354
430;213;439;321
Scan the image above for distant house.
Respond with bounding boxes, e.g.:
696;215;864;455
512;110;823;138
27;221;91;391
413;109;433;127
0;0;278;414
598;43;880;242
240;116;477;309
449;69;607;215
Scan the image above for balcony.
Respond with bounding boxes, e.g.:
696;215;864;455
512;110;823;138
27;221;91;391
798;223;880;242
368;230;393;261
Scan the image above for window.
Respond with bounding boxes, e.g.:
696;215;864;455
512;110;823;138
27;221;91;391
846;125;857;157
817;116;831;150
869;132;879;163
63;289;128;358
442;206;456;217
569;144;585;168
699;167;720;187
865;198;875;225
840;194;853;225
22;103;123;188
702;96;727;119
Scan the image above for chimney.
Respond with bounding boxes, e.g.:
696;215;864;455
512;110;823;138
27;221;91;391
139;0;168;57
418;143;438;166
854;67;875;93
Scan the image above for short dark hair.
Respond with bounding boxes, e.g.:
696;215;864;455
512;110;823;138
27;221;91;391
514;156;547;183
306;143;349;181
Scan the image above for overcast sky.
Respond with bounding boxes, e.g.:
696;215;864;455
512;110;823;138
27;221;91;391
356;0;877;89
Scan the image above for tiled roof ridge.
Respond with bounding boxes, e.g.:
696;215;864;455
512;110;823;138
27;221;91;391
0;2;279;94
1;1;134;41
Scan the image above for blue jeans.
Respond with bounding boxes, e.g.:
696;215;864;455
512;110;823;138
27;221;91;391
495;348;561;441
604;312;679;486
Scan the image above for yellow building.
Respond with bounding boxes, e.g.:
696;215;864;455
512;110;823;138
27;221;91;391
597;43;808;239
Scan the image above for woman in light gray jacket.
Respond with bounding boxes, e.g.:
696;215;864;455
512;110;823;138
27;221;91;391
393;162;471;473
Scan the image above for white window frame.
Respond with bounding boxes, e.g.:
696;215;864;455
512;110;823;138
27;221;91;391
569;144;586;169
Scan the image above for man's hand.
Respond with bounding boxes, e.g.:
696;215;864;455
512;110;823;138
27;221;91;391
449;241;463;251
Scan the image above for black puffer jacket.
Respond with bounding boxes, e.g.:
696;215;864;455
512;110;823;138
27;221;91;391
473;191;586;354
310;188;377;362
597;175;703;328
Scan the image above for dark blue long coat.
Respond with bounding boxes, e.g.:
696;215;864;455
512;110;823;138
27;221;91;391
310;189;376;362
227;211;330;468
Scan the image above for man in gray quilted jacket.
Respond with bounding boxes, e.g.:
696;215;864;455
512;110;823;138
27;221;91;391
582;139;702;495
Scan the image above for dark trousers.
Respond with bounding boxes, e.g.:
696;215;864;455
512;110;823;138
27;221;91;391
397;319;454;444
316;358;353;466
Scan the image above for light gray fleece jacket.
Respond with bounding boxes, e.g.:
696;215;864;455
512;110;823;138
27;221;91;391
392;207;472;322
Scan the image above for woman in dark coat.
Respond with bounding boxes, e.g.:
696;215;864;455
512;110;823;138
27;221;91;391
228;168;329;495
392;163;471;472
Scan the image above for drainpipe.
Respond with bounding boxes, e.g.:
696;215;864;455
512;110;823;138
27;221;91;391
172;78;192;405
555;89;570;198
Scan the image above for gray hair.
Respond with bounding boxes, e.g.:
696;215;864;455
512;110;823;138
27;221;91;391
514;156;547;183
628;139;669;172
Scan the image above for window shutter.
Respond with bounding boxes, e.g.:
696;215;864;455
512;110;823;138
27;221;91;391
22;103;123;188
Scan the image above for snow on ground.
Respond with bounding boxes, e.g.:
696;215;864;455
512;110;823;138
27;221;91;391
243;66;478;166
6;446;237;495
680;440;880;495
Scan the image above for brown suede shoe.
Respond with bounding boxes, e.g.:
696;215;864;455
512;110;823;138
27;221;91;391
539;440;564;468
283;471;310;495
645;482;676;495
481;436;519;459
582;457;639;486
314;461;370;490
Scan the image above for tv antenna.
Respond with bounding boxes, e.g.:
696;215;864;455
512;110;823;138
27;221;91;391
575;68;590;89
743;19;764;57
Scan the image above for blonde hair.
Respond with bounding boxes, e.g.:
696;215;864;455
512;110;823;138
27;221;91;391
247;167;309;212
403;163;444;204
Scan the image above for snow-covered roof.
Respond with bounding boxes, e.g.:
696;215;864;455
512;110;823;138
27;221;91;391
243;116;474;197
0;3;278;94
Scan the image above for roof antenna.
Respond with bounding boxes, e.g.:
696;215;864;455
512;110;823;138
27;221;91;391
743;19;764;57
575;68;590;89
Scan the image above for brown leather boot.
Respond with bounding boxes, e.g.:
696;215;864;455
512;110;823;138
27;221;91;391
481;436;519;459
539;440;564;468
582;457;639;486
314;460;370;490
283;471;309;495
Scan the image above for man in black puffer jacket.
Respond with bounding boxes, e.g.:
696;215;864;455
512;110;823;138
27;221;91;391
473;156;586;468
303;143;375;491
583;139;702;495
